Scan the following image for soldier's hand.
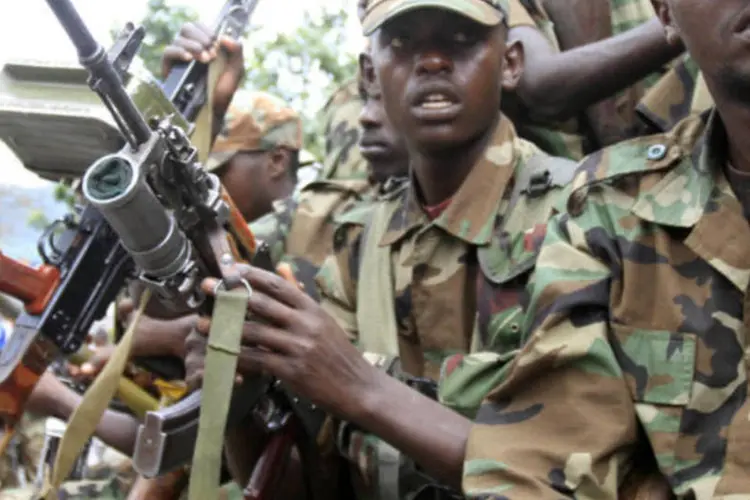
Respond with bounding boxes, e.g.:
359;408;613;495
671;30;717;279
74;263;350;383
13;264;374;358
198;266;379;420
161;22;244;120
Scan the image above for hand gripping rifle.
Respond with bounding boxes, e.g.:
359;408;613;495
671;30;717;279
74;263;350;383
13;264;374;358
43;0;326;498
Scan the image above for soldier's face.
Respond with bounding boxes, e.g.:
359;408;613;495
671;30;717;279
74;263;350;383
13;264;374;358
371;9;521;153
358;84;409;183
657;0;750;101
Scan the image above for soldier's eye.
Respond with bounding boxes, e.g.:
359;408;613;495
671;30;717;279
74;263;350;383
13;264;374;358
390;36;404;49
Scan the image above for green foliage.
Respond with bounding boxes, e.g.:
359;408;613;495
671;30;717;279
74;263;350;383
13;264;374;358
27;182;77;230
122;0;357;160
243;4;358;158
112;0;199;77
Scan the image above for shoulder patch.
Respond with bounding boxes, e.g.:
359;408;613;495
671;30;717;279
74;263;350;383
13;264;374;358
565;114;707;217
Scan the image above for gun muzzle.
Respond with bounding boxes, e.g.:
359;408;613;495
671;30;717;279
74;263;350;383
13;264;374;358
82;154;191;284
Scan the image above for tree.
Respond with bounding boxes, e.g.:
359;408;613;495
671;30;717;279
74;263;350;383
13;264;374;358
242;3;358;158
121;0;199;77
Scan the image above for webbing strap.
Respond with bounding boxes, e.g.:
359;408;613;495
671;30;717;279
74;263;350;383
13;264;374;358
191;51;226;164
43;289;151;499
355;201;401;499
187;288;249;500
356;202;399;357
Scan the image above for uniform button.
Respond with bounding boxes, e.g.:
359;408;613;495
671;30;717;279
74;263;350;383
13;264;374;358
647;144;667;161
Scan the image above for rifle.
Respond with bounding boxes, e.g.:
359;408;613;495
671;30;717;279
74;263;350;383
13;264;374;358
43;1;325;499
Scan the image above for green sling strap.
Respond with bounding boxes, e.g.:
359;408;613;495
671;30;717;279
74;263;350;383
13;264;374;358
42;289;151;500
187;285;249;500
355;201;401;500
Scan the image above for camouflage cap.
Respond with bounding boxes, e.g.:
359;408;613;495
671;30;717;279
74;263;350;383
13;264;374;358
361;0;508;35
206;90;303;172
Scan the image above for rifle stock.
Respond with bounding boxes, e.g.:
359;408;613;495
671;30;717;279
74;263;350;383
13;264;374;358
0;205;132;425
0;251;60;316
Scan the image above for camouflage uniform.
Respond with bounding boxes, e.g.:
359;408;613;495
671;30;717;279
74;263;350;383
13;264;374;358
0;414;45;491
250;178;376;298
1;445;136;499
205;90;306;173
451;110;750;499
636;55;713;134
319;79;369;181
316;95;576;498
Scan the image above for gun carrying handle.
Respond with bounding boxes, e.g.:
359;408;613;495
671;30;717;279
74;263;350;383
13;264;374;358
0;251;60;315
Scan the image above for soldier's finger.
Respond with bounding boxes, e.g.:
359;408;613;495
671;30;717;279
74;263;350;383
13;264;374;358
195;316;211;336
245;289;296;328
161;46;193;78
173;35;211;62
179;22;214;48
242;266;316;310
185;368;205;391
218;36;242;53
236;346;268;375
237;348;286;381
241;321;297;354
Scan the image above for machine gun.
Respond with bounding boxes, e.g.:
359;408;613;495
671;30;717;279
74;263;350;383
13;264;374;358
42;0;326;498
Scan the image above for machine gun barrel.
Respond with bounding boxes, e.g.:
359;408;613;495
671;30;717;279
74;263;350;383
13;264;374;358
45;0;152;147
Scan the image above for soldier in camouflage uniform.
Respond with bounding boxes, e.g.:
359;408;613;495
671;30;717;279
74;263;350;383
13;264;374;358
194;0;576;498
250;56;409;297
319;79;370;181
446;0;750;497
206;90;305;223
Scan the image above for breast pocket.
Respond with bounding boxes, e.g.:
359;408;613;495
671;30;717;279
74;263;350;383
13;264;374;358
475;256;536;353
610;324;697;476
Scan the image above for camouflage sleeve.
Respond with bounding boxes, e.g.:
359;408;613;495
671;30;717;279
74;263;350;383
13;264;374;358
462;207;637;499
315;224;363;343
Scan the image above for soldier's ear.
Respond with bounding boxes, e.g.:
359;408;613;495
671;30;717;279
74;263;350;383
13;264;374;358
651;0;681;46
500;37;524;93
266;147;290;180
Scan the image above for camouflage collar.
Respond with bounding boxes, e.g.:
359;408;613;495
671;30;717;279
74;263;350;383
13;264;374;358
379;115;518;247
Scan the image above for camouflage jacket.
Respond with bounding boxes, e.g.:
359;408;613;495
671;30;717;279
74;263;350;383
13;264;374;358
250;178;374;299
636;54;713;134
315;115;576;498
456;111;750;499
319;79;369;181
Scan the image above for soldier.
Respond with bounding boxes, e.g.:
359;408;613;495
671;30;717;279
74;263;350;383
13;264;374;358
447;0;750;497
248;58;409;296
319;78;369;181
205;90;305;223
193;0;575;498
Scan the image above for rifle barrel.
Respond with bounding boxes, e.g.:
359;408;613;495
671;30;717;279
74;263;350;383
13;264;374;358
45;0;152;146
45;0;98;59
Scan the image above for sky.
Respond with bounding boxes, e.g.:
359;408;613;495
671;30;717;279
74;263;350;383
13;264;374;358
0;0;364;187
